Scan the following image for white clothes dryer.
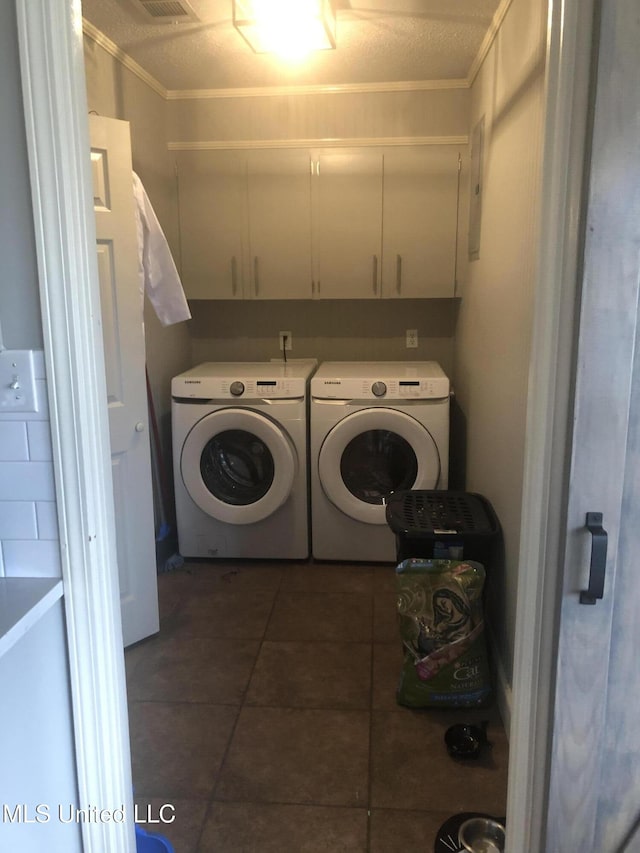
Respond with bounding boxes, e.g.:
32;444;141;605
310;361;450;562
172;360;317;559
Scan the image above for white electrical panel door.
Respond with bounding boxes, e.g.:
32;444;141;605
313;149;384;299
246;149;313;299
381;146;460;298
177;149;246;299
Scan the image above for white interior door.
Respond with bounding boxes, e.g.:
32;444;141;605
545;0;640;847
90;115;159;648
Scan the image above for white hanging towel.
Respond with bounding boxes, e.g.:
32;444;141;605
132;171;191;326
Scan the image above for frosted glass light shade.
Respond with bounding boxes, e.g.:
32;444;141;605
233;0;337;56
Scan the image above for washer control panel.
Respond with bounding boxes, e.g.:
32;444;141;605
220;379;294;399
172;360;317;400
173;375;307;399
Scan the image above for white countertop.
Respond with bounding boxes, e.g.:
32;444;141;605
0;577;64;659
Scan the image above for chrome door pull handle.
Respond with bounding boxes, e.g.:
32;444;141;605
580;512;608;604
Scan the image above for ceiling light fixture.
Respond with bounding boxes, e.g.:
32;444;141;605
233;0;336;59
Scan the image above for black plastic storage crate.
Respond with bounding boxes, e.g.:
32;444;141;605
385;490;501;565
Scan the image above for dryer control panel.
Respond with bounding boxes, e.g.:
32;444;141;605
311;378;449;400
310;361;450;401
312;376;450;400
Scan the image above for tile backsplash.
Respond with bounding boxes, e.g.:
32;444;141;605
0;351;60;578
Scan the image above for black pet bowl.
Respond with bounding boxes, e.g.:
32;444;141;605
444;723;488;760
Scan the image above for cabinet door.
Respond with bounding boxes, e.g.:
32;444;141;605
177;150;246;299
313;149;383;299
247;149;313;299
381;146;460;298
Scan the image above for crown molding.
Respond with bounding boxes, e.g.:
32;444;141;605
82;18;167;99
467;0;515;86
168;136;469;151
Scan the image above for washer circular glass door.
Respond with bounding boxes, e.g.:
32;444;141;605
181;408;296;524
318;408;440;524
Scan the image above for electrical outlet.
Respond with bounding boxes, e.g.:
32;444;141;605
406;329;418;348
279;331;293;351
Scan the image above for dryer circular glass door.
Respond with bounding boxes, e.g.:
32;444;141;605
181;408;296;524
318;408;441;524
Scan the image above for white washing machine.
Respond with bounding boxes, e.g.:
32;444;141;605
310;361;450;562
172;360;317;559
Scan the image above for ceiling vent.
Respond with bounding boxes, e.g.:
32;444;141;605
133;0;200;23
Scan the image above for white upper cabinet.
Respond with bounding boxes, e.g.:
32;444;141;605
312;149;384;299
246;149;313;299
176;150;246;299
381;146;460;298
176;145;461;300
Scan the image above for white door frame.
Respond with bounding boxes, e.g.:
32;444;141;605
16;2;134;851
15;0;596;851
506;0;598;847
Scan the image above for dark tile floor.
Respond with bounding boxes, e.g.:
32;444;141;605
125;560;508;852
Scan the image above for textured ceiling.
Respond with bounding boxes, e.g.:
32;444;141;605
81;0;502;91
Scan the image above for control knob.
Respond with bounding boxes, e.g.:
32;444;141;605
371;381;387;397
230;381;245;397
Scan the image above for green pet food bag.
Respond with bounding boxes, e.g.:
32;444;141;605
395;558;492;708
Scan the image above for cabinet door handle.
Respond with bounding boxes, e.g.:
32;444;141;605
396;254;402;294
580;512;608;604
254;256;259;296
231;256;238;296
372;255;378;294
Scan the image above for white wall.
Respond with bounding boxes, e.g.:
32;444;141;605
166;87;470;143
453;0;548;688
0;0;42;349
0;3;60;580
189;298;459;376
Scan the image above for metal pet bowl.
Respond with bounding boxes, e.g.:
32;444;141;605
458;816;505;852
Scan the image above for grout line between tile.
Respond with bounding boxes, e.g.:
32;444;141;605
366;589;375;852
195;564;288;850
